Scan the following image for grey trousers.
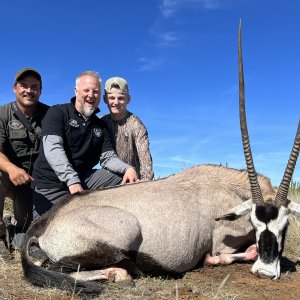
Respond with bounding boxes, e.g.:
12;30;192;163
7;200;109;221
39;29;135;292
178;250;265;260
33;168;122;218
0;172;33;236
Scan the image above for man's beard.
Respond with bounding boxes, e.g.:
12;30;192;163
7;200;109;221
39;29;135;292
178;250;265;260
82;107;95;117
78;101;96;117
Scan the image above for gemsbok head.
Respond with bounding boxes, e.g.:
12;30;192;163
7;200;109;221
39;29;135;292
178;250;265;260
216;20;300;279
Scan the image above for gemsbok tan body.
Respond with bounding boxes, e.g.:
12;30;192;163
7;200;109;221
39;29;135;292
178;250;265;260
21;22;300;296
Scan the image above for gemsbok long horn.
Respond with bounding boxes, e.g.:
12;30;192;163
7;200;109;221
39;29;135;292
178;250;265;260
238;20;263;204
275;121;300;206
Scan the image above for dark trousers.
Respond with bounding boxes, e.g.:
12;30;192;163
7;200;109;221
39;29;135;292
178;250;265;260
0;172;33;235
33;168;122;217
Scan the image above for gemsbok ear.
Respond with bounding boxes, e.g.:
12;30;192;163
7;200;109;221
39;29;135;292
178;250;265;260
287;201;300;217
216;199;252;221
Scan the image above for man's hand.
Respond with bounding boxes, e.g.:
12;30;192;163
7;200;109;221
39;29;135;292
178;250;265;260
69;183;84;194
121;167;138;185
7;165;33;186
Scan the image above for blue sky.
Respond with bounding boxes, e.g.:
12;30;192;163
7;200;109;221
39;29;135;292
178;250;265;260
0;0;299;186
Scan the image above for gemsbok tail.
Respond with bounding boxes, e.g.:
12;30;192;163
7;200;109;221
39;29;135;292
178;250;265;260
21;234;104;297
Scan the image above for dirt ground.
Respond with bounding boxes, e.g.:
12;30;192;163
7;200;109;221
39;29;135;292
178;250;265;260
1;246;300;300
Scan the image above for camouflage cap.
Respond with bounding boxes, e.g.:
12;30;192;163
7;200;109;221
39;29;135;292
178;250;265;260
15;67;42;84
104;77;129;95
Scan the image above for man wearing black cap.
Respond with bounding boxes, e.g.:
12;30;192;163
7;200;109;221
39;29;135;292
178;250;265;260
0;68;49;249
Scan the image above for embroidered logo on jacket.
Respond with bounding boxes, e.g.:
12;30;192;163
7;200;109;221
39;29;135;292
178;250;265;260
92;127;103;138
69;119;79;127
8;120;24;129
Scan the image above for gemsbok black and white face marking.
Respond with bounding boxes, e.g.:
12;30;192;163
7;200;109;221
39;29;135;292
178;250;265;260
250;202;289;279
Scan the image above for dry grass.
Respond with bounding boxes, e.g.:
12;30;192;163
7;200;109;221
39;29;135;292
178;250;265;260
0;252;77;300
284;188;300;260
